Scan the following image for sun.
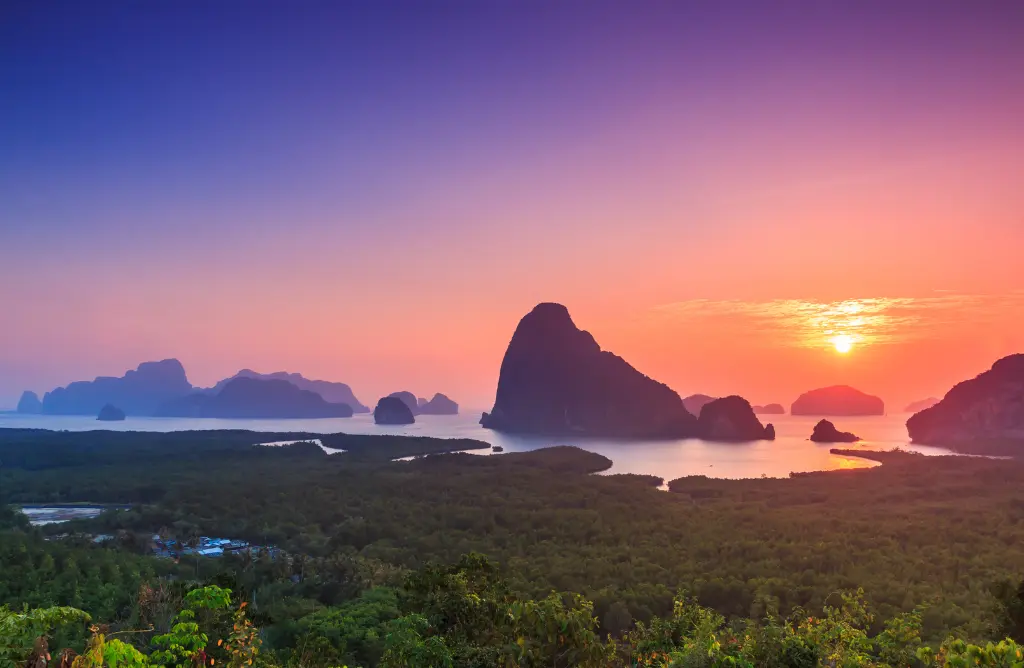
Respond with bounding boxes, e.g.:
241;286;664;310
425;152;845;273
831;334;854;354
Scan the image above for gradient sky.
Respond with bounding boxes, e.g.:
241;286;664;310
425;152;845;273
2;1;1023;411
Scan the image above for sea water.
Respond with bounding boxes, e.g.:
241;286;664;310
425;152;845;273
0;411;956;481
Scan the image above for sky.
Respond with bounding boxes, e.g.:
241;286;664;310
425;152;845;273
1;1;1023;411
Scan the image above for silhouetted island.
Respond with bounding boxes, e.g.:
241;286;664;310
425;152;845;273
374;396;415;425
210;369;369;413
791;385;884;416
696;396;775;441
155;377;353;419
682;394;717;417
16;391;42;414
418;393;459;415
480;303;697;438
810;419;860;443
753;403;785;415
904;397;939;413
906;354;1024;450
387;391;420;415
97;404;126;421
42;359;193;416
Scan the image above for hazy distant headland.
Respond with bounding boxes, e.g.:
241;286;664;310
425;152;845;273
904;397;940;413
18;360;393;420
208;369;370;413
418;393;459;415
387;391;420;415
155;377;354;419
384;391;459;417
682;394;717;417
682;393;785;425
39;359;192;416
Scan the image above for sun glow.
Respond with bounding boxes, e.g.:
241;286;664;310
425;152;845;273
831;334;854;354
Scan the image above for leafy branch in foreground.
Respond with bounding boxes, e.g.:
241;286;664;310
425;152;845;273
5;556;1024;667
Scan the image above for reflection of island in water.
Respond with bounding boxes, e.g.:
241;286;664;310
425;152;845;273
20;505;113;525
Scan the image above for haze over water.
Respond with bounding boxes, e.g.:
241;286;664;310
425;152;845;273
0;412;956;481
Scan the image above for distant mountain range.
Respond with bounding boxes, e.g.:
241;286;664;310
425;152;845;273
419;393;459;415
18;361;375;419
156;377;354;419
208;369;369;413
39;359;193;416
904;397;939;413
682;394;717;417
386;391;460;416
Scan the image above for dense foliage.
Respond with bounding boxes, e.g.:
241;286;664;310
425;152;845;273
5;557;1024;668
5;428;1024;662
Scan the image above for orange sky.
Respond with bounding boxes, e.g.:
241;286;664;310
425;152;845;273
4;136;1024;410
4;136;1023;411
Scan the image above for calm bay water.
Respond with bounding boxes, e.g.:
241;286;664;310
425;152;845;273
0;411;956;481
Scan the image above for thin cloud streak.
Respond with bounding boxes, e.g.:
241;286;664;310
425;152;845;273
650;294;1024;350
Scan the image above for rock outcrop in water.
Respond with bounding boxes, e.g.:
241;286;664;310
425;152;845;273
42;359;193;416
374;396;415;425
155;377;353;419
906;354;1024;448
791;386;884;416
810;419;860;443
696;396;775;441
16;391;42;414
97;404;126;421
682;394;718;417
210;370;368;413
480;303;697;438
418;393;459;415
753;403;785;415
904;397;939;414
387;391;420;415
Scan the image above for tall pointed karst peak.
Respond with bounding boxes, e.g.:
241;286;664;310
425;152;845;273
482;303;696;438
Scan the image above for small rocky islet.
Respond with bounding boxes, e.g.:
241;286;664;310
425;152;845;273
96;403;126;421
374;396;416;425
810;419;860;443
16;391;42;414
696;396;775;441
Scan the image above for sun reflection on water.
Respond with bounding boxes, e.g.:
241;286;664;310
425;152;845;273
829;454;879;470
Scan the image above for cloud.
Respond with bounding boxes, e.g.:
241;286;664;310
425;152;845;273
650;293;1024;350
